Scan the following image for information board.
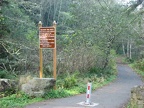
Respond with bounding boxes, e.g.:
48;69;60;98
39;27;55;48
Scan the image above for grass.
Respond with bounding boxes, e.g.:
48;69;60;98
130;63;144;81
0;68;117;108
126;102;131;108
0;92;43;108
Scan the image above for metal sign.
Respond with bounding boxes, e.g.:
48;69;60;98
39;27;55;48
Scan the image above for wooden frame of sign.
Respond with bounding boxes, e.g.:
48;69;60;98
38;21;57;84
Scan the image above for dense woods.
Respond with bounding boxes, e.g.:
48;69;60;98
1;1;144;107
0;0;144;78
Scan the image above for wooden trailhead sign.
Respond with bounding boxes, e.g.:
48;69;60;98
39;27;55;48
38;21;57;84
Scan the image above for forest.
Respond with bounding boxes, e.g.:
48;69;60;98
0;0;144;107
1;0;144;77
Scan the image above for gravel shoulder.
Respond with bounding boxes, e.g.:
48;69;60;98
26;64;143;108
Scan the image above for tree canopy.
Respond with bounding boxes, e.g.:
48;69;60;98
0;0;144;78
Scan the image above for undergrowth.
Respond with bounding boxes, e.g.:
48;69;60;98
0;66;117;108
0;92;43;108
130;59;144;80
127;59;144;108
0;70;16;79
0;75;116;108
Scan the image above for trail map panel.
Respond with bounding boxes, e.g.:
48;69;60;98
39;27;55;48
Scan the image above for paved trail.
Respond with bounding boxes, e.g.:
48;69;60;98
26;64;143;108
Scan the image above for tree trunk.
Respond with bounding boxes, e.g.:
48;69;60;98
129;39;132;59
103;42;111;69
122;39;126;57
127;38;129;58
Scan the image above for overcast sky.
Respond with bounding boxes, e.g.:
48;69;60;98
117;0;135;4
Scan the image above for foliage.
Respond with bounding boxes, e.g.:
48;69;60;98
0;67;116;107
0;0;38;75
0;0;9;39
0;86;16;98
0;92;43;108
0;71;116;107
130;60;144;82
0;0;143;77
133;59;144;72
43;89;71;99
124;57;134;63
0;70;16;79
0;1;144;107
63;74;77;88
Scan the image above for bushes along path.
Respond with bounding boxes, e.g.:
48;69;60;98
26;64;143;108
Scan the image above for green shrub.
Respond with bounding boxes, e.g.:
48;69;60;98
0;92;43;108
125;58;134;63
134;59;144;72
63;74;77;88
0;70;9;78
89;67;102;76
43;89;70;99
56;71;79;89
0;87;16;98
0;70;16;79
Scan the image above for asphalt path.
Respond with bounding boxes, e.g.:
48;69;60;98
26;64;143;108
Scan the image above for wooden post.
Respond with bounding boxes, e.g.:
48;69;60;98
38;21;43;78
53;21;57;80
